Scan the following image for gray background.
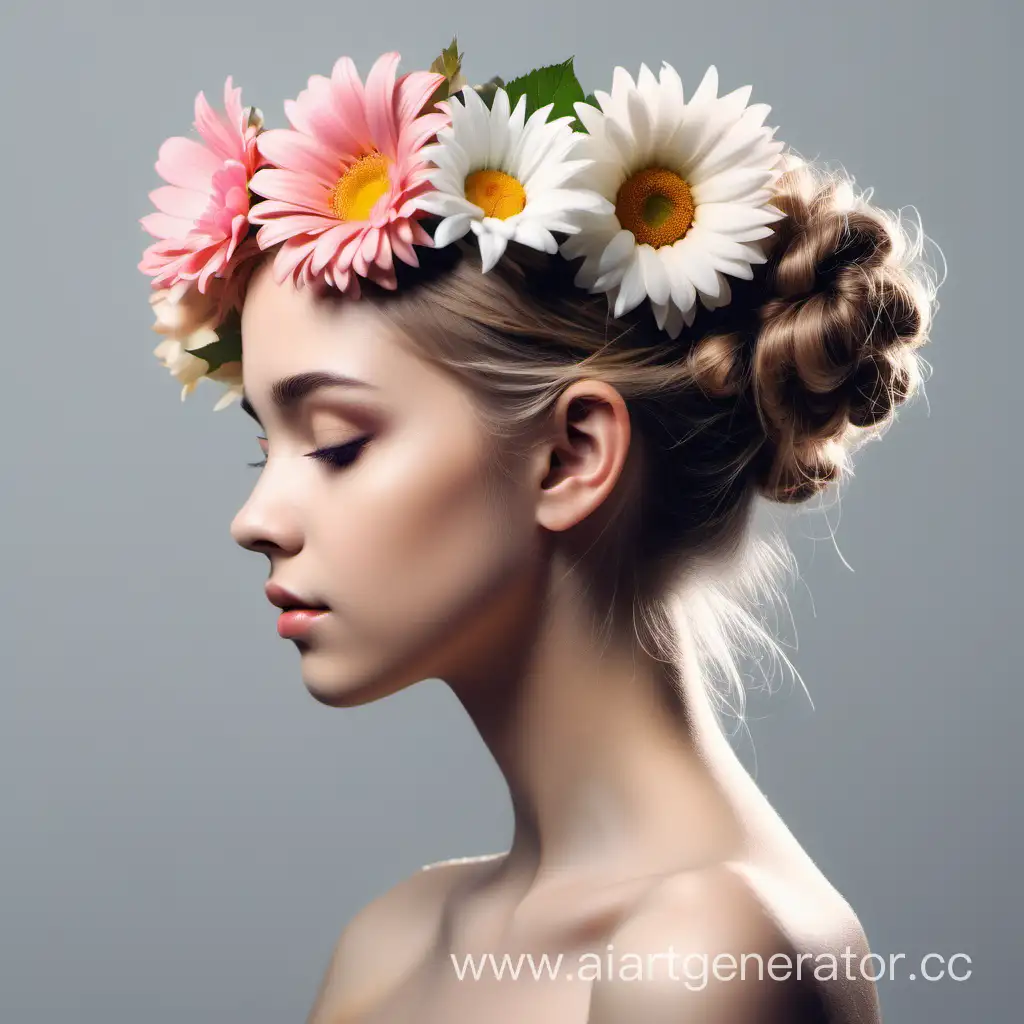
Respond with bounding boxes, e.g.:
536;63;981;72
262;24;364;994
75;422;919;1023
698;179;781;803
0;0;1016;1020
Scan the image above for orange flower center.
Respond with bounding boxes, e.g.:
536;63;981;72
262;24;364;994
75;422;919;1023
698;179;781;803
464;169;527;219
615;167;695;247
330;152;392;221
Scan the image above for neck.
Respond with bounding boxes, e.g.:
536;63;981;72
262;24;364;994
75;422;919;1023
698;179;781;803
445;565;762;889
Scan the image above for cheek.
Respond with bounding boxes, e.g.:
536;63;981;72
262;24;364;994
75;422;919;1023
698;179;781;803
314;431;528;626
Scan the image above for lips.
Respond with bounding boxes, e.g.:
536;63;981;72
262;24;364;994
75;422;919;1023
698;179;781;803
265;581;329;612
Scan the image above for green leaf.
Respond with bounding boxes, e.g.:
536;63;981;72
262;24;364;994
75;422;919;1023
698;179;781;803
429;36;462;80
503;57;586;124
185;306;242;374
425;35;467;112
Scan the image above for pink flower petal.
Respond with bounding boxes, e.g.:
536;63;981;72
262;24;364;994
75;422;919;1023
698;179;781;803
397;110;450;164
249;168;332;214
360;227;381;265
330;56;372;141
140;211;194;239
390;231;418;266
255;128;340;184
374;228;393;271
148;184;208;221
194;88;240;162
274;235;320;284
311;221;364;275
409;219;433;247
244;199;313;220
221;76;244;134
394;70;447;131
255;213;335;248
369;262;398;289
394;219;414;245
282;97;314;136
363;51;401;159
155;136;222;191
297;74;366;159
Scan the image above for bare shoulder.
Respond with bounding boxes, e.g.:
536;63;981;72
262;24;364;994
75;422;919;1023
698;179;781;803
305;853;505;1024
586;861;880;1024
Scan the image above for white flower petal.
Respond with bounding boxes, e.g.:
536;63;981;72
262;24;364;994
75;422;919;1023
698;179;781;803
416;190;479;218
664;245;698;316
692;166;778;205
481;216;515;239
424;137;473;178
488;88;512;167
650;298;670;331
694;200;788;234
689;65;721;106
524;187;610;218
603;114;637;168
612;255;647;316
433;213;476;248
709;255;756;280
695;225;769;266
626;88;654;165
638;244;670;306
511;219;557;253
663;301;685;340
659;62;684;109
508;93;528;137
477;227;508;273
608;66;637;120
425;167;466;195
573;100;605;139
596;228;637;277
673;232;723;300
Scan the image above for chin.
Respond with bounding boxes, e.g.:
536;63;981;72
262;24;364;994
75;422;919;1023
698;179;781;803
295;647;427;708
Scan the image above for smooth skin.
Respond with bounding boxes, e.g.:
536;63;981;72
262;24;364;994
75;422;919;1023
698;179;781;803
231;258;881;1024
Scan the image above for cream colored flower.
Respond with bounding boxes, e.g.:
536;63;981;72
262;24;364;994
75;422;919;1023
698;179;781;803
148;280;241;409
149;280;221;345
152;337;211;401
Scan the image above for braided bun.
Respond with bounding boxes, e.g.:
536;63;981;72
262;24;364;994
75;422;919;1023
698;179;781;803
684;157;936;504
750;159;934;501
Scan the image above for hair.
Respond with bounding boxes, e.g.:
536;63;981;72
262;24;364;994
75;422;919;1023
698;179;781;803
247;154;940;727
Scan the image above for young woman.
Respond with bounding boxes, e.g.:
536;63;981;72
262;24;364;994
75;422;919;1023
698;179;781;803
141;48;938;1024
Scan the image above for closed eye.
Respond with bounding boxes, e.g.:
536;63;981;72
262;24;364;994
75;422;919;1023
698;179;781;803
247;436;370;471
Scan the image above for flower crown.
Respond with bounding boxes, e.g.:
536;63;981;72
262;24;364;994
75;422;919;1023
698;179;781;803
139;39;790;410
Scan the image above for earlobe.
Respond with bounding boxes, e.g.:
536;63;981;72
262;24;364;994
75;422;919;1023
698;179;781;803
534;381;632;534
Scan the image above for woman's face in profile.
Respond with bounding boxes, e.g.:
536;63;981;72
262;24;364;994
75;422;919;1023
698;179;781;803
230;260;542;706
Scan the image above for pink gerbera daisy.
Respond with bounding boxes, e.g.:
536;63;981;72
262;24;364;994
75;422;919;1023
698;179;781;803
139;76;263;294
246;51;450;296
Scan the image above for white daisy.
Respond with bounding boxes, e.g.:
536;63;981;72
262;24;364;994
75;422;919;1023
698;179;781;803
415;85;613;272
560;63;789;339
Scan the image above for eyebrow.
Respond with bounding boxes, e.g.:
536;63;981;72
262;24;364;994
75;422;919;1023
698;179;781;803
240;371;378;423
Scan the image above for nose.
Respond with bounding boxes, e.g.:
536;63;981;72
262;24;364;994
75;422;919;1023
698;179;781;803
230;476;304;555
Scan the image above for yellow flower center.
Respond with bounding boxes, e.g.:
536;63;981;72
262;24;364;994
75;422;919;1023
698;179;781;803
615;167;695;247
330;152;392;221
464;169;527;219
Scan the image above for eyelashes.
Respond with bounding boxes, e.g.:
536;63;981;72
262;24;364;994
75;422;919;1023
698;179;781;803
247;436;370;471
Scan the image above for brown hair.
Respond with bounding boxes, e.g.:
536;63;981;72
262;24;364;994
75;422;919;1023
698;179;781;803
251;154;940;719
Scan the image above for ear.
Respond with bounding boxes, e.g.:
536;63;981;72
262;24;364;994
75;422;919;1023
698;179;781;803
532;379;633;533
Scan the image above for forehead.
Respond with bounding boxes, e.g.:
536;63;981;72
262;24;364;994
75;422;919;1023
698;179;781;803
239;259;413;393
